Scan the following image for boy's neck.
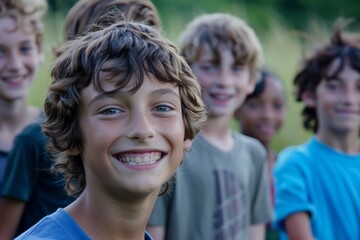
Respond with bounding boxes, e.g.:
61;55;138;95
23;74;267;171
66;190;158;240
0;101;40;151
316;130;360;154
201;116;234;151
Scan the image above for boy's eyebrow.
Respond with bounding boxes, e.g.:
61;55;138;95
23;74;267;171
88;88;180;106
151;88;180;98
88;91;120;107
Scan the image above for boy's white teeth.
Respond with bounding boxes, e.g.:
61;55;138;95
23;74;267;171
117;152;162;165
214;94;231;100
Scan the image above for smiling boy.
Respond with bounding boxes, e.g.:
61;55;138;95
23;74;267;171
273;20;360;240
147;13;272;240
16;20;206;239
0;0;45;180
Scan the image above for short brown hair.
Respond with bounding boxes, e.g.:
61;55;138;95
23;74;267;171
179;13;263;82
63;0;161;41
0;0;47;48
43;20;207;196
294;19;360;133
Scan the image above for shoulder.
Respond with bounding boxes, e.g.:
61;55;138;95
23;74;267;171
15;209;65;239
234;132;266;159
234;132;264;149
15;121;47;145
274;138;316;175
18;121;42;137
15;209;89;239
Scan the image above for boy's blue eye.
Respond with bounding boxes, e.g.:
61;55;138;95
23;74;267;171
154;105;172;112
100;108;122;115
232;65;244;72
200;65;216;73
20;46;32;53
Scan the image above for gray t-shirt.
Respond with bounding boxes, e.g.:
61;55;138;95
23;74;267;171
148;132;272;240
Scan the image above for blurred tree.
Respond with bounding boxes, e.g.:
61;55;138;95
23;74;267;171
47;0;359;31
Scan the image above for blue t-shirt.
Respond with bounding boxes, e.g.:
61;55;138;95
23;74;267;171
16;208;154;240
273;137;360;240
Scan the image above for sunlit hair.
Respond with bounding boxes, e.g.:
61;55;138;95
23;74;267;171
294;19;360;133
42;20;207;196
64;0;161;41
179;13;263;82
0;0;47;48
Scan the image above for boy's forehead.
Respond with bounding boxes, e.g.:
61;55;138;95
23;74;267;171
0;15;34;35
325;57;353;78
197;43;228;60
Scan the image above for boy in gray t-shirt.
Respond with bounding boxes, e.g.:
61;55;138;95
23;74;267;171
147;13;272;240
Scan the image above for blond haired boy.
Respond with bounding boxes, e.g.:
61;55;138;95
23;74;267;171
147;13;272;240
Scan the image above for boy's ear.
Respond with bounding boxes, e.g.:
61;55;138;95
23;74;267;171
39;53;44;65
302;90;316;108
68;146;80;156
37;45;44;64
184;139;193;152
246;78;256;94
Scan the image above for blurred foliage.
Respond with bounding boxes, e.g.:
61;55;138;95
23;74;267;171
47;0;360;31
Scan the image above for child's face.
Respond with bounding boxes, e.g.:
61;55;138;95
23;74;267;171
313;59;360;135
192;44;254;117
235;77;286;147
0;17;42;102
77;72;191;197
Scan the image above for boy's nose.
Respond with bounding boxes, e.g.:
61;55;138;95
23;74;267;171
217;70;234;87
7;52;23;71
261;106;274;119
126;111;155;141
343;87;360;105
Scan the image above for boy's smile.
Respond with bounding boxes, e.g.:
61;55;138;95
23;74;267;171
0;17;42;101
78;72;190;196
113;151;164;166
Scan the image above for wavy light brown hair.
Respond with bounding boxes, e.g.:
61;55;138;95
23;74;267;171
0;0;47;48
63;0;161;41
179;13;263;82
294;20;360;133
42;20;207;196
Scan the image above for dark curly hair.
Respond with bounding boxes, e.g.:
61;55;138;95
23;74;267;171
42;20;207;196
294;19;360;133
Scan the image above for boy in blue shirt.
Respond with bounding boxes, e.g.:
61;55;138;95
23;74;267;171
0;1;162;238
16;19;206;239
274;20;360;240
